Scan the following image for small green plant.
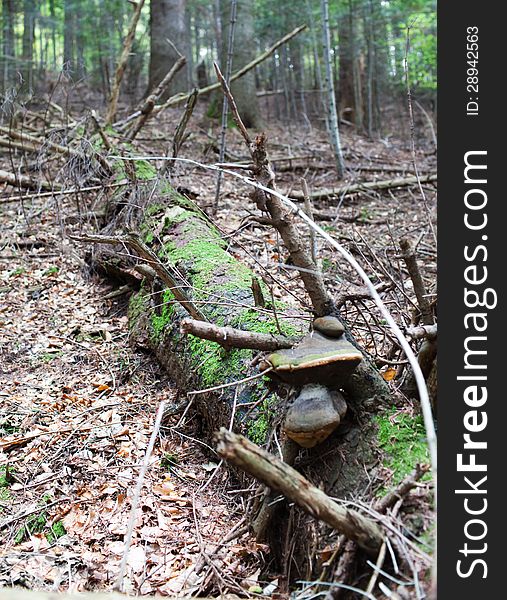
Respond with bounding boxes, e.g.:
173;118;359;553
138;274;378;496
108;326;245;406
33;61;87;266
359;207;372;222
322;257;333;272
14;495;66;544
0;419;19;435
43;266;59;276
38;351;63;363
46;521;67;544
10;267;25;277
160;451;180;472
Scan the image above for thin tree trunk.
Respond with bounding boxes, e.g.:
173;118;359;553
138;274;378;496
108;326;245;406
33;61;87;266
320;0;345;177
22;0;36;90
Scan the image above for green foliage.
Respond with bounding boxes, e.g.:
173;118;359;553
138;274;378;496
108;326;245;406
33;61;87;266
160;451;180;472
375;407;430;493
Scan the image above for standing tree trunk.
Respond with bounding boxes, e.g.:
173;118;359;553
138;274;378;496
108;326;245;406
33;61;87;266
149;0;188;97
320;0;345;177
22;0;36;91
220;0;261;128
2;0;16;90
63;0;75;74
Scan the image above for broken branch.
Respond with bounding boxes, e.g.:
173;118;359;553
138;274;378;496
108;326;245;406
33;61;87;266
289;174;437;200
180;318;298;351
215;428;384;554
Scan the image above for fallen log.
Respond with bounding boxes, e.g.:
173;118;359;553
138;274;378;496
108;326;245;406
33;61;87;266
0;168;61;191
215;428;384;554
87;177;306;440
289;173;437;200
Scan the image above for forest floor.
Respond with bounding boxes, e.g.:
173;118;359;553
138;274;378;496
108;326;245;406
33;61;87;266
0;94;436;597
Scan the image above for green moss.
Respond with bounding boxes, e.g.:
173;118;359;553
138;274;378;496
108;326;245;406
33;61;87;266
187;335;251;388
112;157;157;181
128;287;149;330
135;160;157;180
247;396;275;444
151;289;176;339
375;408;430;493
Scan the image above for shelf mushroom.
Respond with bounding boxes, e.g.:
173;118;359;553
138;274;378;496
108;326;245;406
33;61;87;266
262;316;363;448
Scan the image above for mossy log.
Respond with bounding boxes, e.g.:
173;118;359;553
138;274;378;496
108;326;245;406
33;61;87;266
91;179;304;443
89;176;390;496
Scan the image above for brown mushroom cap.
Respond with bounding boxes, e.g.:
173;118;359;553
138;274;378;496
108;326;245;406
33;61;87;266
283;384;347;448
266;331;362;387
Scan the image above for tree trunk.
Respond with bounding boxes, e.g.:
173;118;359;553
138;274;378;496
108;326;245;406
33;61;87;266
149;0;188;97
320;0;345;177
21;0;36;90
2;0;16;90
220;0;261;128
63;0;74;73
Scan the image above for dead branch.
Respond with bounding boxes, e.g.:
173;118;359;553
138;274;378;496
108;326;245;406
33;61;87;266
215;428;384;554
69;232;206;322
0;125;112;173
399;237;433;326
405;324;437;341
0;168;60;191
375;464;430;514
289;173;437;200
213;63;252;146
150;25;307;115
180;318;298;351
106;0;146;125
172;88;198;159
127;55;187;140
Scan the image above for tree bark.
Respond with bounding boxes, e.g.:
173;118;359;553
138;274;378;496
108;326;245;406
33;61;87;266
220;0;261;128
149;0;188;97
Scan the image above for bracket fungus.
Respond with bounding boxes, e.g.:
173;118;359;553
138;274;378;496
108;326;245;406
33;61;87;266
261;316;363;448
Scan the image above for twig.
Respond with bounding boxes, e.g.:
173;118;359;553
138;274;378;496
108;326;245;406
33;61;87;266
399;237;433;326
106;0;146;124
114;400;166;592
69;231;206;321
302;178;318;265
127;55;187;140
215;429;384;554
172;88;198;159
213;62;252;147
187;368;273;396
180;318;298;350
289;174;437;200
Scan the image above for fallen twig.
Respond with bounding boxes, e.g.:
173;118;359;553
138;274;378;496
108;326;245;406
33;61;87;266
180;318;298;351
215;428;384;554
289;174;437;200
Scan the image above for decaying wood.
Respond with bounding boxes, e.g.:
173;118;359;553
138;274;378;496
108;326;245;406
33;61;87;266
71;231;206;322
127;55;187;141
180;318;298;351
406;324;437;341
214;69;390;404
215;428;384;554
400;237;433;326
105;0;146;124
375;463;430;514
289;173;437;200
0;168;60;191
